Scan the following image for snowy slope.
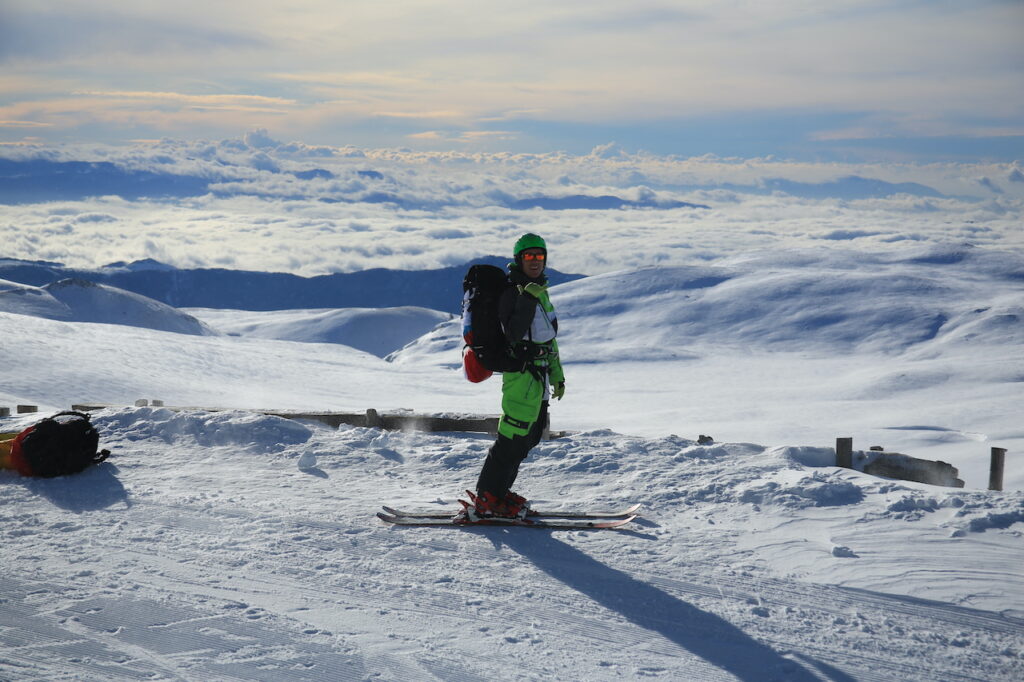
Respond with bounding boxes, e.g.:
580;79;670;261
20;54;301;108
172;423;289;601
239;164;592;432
0;278;71;319
187;306;453;358
396;243;1024;361
0;311;457;414
1;245;1023;681
1;408;1021;681
0;278;214;336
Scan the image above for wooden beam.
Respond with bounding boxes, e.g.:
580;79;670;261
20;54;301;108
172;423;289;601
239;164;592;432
73;403;502;435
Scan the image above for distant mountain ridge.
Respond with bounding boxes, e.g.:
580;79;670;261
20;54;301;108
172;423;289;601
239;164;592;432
0;257;585;314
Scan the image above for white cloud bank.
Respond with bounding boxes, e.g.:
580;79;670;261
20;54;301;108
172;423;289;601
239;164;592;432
1;135;1021;277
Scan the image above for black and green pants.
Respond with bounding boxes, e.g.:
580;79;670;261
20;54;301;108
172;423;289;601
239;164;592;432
476;400;548;499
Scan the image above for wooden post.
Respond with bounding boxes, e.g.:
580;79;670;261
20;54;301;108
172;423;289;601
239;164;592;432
989;447;1006;492
0;407;10;418
836;437;853;469
16;405;38;414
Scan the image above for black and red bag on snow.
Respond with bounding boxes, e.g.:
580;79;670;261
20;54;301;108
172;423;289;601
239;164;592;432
10;411;111;477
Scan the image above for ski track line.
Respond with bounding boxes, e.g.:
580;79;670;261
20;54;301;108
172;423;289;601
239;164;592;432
0;577;181;682
6;503;773;680
1;572;406;682
24;500;1024;671
19;499;1024;679
496;555;1022;682
32;549;650;682
8;498;1023;681
2;497;484;680
104;541;647;655
8;498;511;681
376;522;1022;681
643;569;1024;637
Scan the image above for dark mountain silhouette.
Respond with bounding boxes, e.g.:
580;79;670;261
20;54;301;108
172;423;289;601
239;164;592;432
0;257;584;314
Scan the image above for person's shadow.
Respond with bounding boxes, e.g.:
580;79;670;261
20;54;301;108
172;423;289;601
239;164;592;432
497;529;855;681
17;462;130;512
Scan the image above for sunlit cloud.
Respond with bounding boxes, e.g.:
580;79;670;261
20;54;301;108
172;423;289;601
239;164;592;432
378;110;465;120
74;91;298;109
0;120;53;129
460;131;518;141
407;130;520;144
0;91;301;138
269;71;431;90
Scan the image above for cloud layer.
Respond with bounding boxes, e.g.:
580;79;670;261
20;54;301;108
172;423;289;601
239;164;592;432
1;134;1021;277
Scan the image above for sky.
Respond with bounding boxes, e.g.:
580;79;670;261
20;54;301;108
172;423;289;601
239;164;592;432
1;0;1023;161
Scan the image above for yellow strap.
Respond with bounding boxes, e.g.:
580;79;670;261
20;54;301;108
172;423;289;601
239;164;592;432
0;438;12;469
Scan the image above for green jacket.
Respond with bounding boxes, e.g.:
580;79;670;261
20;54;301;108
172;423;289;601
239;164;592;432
500;265;564;385
495;266;564;438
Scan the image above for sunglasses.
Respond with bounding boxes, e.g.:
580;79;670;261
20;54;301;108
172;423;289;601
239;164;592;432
521;252;546;262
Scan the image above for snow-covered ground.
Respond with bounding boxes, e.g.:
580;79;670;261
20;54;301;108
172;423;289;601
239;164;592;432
2;408;1022;681
186;306;452;358
2;240;1022;680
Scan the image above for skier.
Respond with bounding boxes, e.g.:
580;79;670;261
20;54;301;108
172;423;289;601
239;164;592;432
464;233;565;519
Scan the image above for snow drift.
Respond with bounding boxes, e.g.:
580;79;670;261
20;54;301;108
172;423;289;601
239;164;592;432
187;306;452;358
0;278;214;336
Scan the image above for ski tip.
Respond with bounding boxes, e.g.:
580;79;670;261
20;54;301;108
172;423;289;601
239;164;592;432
592;514;638;528
377;511;465;527
378;511;424;524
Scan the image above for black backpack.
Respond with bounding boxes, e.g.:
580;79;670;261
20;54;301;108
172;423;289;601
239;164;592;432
461;264;523;382
11;411;111;478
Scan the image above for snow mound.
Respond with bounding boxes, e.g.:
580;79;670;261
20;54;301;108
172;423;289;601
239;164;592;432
100;407;313;453
385;316;462;367
933;301;1024;347
187;306;452;358
738;473;866;509
0;278;71;318
0;278;216;336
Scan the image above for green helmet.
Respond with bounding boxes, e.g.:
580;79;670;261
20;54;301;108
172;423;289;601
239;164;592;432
513;233;547;257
